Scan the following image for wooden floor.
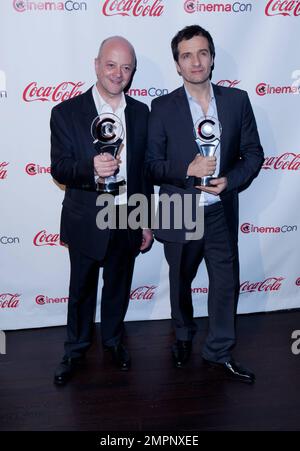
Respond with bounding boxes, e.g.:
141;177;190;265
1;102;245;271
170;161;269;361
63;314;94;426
1;310;300;431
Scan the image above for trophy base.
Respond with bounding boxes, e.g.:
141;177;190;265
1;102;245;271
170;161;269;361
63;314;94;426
96;176;126;193
194;176;217;187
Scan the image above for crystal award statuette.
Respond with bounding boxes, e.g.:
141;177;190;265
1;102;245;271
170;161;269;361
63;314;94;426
194;116;222;187
91;113;126;193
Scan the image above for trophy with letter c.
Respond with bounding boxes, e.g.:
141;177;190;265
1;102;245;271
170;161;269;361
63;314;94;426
91;113;126;193
194;116;222;187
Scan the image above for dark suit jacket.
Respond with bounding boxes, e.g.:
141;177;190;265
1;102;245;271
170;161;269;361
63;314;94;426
50;87;150;261
145;84;264;247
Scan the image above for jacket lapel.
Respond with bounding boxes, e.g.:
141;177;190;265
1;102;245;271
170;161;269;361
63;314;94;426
78;87;99;158
212;83;230;173
174;87;204;160
124;96;136;174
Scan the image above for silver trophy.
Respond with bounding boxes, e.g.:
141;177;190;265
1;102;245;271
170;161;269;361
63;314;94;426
91;113;125;193
194;116;222;187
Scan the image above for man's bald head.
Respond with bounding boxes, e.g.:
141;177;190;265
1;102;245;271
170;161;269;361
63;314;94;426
97;36;136;69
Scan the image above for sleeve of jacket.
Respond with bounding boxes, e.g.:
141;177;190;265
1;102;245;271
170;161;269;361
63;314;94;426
140;104;154;228
145;99;190;188
225;92;264;192
50;105;96;189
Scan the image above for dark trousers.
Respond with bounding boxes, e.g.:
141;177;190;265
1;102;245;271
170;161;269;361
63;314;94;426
164;202;240;363
63;228;136;360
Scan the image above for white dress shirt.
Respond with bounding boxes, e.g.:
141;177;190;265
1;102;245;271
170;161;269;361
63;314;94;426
92;84;127;205
185;83;221;206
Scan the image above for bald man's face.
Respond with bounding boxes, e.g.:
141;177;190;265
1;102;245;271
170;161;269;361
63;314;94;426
95;40;135;98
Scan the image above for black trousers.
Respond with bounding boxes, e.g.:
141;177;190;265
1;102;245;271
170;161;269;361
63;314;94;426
164;202;240;363
63;228;136;360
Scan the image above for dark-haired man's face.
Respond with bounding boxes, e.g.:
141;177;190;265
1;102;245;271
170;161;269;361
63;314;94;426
175;36;213;87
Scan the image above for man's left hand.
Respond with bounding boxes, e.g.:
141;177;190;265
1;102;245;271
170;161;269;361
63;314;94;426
140;229;154;252
196;177;228;195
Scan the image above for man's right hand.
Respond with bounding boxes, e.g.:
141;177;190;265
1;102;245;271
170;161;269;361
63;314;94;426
94;153;120;178
187;155;217;178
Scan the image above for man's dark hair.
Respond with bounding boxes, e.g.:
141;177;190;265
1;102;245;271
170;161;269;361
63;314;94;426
171;25;215;77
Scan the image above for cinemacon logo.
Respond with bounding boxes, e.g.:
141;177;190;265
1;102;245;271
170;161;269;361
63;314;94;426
256;82;299;96
0;293;20;308
13;0;87;12
0;162;9;180
265;0;300;16
36;295;68;305
241;223;297;234
184;0;253;13
191;287;208;294
0;236;20;245
240;277;284;294
127;87;168;98
23;82;85;103
263;153;300;171
25;163;51;176
296;278;300;286
102;0;164;17
33;230;62;247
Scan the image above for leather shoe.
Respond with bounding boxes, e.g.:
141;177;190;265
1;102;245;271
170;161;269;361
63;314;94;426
104;344;131;371
54;356;85;386
203;358;255;384
172;340;192;368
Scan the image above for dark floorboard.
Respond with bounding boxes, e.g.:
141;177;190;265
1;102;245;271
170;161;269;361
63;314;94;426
1;310;300;431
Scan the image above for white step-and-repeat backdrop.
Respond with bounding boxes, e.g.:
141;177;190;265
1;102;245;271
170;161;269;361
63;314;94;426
1;0;299;330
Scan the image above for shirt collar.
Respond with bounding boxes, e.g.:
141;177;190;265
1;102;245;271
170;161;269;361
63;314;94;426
184;81;215;103
93;84;126;114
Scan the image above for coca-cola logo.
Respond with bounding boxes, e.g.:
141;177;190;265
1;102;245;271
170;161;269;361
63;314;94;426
262;153;300;171
36;294;68;305
296;278;300;286
183;1;253;14
0;162;9;180
241;222;297;234
25;163;51;176
265;0;300;16
217;80;241;88
102;0;164;17
0;293;20;308
23;81;85;103
33;230;62;247
256;82;299;96
130;285;156;300
240;277;284;294
13;0;88;13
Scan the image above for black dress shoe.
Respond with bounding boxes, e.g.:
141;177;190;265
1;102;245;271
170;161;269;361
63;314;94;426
104;344;131;371
172;340;192;368
203;358;255;384
53;356;85;386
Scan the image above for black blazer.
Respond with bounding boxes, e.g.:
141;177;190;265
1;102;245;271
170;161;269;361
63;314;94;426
50;87;150;260
145;84;264;246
